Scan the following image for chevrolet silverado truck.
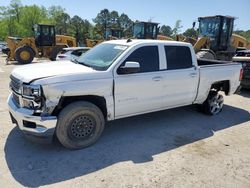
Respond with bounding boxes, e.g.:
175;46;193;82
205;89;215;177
8;39;242;149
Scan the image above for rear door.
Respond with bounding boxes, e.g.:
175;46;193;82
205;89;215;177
114;45;165;118
161;45;199;107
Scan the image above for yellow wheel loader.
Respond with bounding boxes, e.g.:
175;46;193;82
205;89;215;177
6;24;76;64
192;15;250;61
132;17;250;61
133;21;173;41
86;28;124;47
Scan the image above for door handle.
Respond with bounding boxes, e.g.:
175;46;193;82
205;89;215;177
152;76;162;81
189;73;197;77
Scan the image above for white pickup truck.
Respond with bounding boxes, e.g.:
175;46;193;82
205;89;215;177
8;39;242;149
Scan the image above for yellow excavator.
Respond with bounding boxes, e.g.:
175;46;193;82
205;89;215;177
6;24;76;64
191;15;250;60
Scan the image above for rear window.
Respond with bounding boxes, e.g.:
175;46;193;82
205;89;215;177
164;46;193;70
71;49;89;56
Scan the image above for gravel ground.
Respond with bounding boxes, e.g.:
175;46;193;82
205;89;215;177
0;54;250;188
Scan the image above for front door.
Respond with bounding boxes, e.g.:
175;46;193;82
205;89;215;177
114;45;164;118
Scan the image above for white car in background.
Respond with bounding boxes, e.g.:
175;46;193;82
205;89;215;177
56;47;90;61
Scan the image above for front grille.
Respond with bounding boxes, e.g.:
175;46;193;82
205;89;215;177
10;75;21;94
13;92;20;106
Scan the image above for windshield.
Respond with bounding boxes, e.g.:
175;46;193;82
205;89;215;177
77;43;128;70
133;23;144;39
199;18;220;38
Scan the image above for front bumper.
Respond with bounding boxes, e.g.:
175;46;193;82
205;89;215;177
7;94;57;143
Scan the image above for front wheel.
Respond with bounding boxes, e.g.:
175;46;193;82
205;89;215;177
56;101;105;150
199;91;224;115
15;46;35;64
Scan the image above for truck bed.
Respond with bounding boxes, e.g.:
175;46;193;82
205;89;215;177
194;58;242;104
197;59;231;66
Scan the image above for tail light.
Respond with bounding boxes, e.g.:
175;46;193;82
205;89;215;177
239;68;243;81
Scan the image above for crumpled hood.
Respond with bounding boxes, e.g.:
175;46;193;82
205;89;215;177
11;61;96;83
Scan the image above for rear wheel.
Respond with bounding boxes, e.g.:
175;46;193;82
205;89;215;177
199;91;224;115
15;46;35;64
49;46;64;61
56;101;105;150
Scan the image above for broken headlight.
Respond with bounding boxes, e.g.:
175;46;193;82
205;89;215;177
22;84;44;111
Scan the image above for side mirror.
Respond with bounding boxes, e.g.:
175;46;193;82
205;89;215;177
192;22;196;28
118;61;140;74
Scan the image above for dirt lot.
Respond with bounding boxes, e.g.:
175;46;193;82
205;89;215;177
0;54;250;188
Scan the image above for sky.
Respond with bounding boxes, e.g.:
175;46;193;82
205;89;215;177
1;0;250;32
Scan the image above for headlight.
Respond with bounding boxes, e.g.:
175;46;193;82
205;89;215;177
21;84;44;111
22;84;41;97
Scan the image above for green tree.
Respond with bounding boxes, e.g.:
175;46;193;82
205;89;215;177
160;25;172;36
0;5;20;36
234;30;250;41
93;9;110;38
20;5;48;36
9;0;22;23
47;5;64;20
110;10;120;28
183;28;198;38
119;13;133;37
54;12;71;35
172;20;182;36
70;15;91;45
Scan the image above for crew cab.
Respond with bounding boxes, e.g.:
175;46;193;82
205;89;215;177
8;40;242;149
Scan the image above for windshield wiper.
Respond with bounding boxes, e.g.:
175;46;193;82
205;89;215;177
71;58;93;68
71;58;79;64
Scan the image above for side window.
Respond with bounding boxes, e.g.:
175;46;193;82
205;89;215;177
164;46;192;70
72;50;83;56
123;46;159;73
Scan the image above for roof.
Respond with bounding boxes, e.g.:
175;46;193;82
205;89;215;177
198;15;236;20
63;47;91;51
104;39;191;47
134;21;159;25
237;49;250;53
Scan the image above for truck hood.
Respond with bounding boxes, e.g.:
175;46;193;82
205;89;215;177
11;61;96;83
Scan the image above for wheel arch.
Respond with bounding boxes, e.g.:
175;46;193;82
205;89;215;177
211;80;230;95
52;95;108;120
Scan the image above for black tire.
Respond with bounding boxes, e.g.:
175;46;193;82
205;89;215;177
56;101;105;150
15;46;35;64
199;91;224;115
196;51;215;60
49;46;64;61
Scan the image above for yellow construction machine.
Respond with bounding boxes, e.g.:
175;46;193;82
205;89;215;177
133;17;250;61
191;15;250;60
86;28;124;47
6;24;76;64
86;22;174;47
133;21;173;41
